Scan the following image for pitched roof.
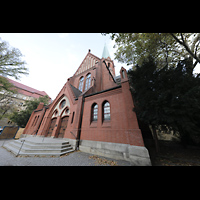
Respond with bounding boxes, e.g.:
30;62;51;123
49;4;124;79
6;77;50;98
70;84;82;98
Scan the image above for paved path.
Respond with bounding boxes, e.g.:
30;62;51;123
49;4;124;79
0;139;130;166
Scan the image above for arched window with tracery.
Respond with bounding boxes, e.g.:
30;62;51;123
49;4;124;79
103;101;110;121
91;103;98;122
78;76;84;92
85;73;91;91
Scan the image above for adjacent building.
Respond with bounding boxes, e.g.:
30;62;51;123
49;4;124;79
0;77;51;127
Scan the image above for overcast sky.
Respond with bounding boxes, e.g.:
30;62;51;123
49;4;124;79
0;33;131;100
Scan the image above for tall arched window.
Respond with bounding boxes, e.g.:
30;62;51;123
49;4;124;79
91;103;98;121
85;73;91;91
78;76;84;92
122;70;125;79
103;101;110;121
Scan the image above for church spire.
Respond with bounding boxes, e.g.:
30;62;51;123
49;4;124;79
102;43;111;59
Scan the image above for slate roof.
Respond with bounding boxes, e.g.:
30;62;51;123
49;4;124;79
6;77;50;98
70;84;82;98
114;75;121;85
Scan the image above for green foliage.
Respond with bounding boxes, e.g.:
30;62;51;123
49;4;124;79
0;37;28;120
0;76;16;93
0;76;18;119
10;95;49;128
0;37;28;80
103;33;200;71
128;56;200;146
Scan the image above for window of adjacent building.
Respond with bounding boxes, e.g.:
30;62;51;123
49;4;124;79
85;73;91;91
78;76;84;92
103;101;110;121
91;103;98;122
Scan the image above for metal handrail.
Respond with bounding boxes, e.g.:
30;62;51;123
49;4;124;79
70;131;77;140
16;139;25;157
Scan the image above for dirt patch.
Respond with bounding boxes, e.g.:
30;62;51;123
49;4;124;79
89;155;118;166
147;141;200;166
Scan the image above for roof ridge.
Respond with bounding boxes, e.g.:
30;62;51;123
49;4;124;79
6;77;49;97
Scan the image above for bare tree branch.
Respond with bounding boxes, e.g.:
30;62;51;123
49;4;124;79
170;33;200;67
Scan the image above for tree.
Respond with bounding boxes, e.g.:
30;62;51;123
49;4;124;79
103;33;200;73
10;95;49;128
0;37;28;80
0;89;17;120
0;37;28;119
128;56;200;149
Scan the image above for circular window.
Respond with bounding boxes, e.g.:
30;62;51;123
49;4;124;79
60;100;66;109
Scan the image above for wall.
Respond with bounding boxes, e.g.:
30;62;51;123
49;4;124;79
80;85;144;147
23;102;46;135
35;81;81;139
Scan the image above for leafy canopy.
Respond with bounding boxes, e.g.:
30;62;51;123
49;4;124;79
10;95;49;128
103;33;200;71
128;56;200;145
0;37;28;120
0;37;28;80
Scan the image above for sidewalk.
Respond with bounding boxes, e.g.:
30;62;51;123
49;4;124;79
0;139;130;166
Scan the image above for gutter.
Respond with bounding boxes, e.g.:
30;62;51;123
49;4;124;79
76;95;85;150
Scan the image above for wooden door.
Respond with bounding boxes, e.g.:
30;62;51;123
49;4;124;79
57;116;69;138
47;118;57;137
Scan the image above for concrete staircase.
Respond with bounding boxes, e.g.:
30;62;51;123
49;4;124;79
3;136;74;156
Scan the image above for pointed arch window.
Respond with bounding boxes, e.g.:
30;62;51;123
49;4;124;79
78;76;84;92
103;101;110;121
122;70;125;79
85;73;91;91
91;103;98;122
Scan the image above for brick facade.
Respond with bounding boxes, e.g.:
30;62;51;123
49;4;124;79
23;49;145;148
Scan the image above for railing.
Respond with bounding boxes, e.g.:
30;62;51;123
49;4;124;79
70;131;77;140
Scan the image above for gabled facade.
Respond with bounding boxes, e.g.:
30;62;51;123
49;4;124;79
23;46;151;165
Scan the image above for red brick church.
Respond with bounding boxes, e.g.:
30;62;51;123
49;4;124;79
23;44;151;165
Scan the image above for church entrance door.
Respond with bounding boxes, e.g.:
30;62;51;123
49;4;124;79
57;116;69;138
47;118;57;137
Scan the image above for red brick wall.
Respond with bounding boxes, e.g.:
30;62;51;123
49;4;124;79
23;103;46;135
80;85;144;146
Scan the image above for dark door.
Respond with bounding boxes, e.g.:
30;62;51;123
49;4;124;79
47;118;57;137
57;116;69;138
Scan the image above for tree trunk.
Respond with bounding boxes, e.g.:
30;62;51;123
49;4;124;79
151;124;160;153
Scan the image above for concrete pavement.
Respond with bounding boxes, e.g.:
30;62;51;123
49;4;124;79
0;139;130;166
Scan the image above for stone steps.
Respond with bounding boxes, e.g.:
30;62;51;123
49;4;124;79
3;136;74;156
